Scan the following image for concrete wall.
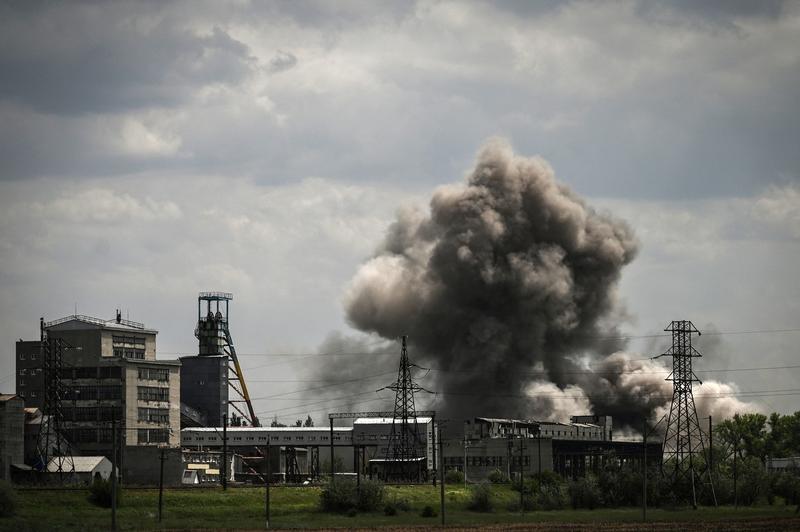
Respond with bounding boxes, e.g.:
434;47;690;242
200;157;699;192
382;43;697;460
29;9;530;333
123;446;183;486
0;397;25;481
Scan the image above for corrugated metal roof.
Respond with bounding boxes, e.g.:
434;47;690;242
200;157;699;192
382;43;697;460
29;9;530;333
48;456;109;473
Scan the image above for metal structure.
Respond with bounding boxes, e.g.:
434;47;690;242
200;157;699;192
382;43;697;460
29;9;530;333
657;320;716;506
195;292;259;426
384;335;427;481
34;317;75;480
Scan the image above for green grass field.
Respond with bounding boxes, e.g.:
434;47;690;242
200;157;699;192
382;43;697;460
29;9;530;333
2;484;798;531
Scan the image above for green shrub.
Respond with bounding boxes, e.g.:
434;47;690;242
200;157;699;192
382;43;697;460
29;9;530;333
772;472;800;505
445;469;464;484
394;498;411;511
383;503;397;516
420;504;437;517
488;468;507;484
569;475;602;509
0;481;16;517
88;477;121;508
467;482;493;512
319;479;385;513
346;508;357;517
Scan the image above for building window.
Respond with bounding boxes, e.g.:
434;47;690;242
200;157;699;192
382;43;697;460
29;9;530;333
138;428;169;444
138;368;169;382
137;386;169;402
18;378;25;386
138;407;169;424
19;353;25;360
31;352;38;360
113;335;146;359
19;369;27;376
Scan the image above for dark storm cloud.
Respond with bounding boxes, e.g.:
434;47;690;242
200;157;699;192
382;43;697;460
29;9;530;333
0;2;254;115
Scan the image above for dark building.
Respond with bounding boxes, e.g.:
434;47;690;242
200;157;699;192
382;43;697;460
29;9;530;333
179;355;227;427
0;395;25;481
15;341;44;409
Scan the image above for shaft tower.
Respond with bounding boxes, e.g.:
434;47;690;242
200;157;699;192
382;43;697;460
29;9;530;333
195;292;259;426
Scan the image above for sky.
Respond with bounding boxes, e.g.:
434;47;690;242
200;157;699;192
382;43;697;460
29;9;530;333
0;0;798;424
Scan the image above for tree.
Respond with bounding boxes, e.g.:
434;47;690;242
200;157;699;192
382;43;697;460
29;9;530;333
304;415;314;427
295;419;303;427
716;413;768;462
270;415;287;428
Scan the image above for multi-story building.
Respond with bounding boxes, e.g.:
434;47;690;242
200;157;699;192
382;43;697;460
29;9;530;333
0;395;25;481
15;312;181;462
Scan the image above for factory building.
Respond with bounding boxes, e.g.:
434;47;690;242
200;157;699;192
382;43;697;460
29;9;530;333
15;313;181;462
0;395;25;481
180;414;659;484
181;417;436;482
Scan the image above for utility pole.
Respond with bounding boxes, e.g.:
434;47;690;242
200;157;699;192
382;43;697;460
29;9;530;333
111;415;118;531
519;437;525;514
264;445;270;529
463;431;468;489
643;419;647;523
158;448;165;522
734;437;738;509
222;413;228;490
439;435;445;526
708;416;713;477
329;417;334;483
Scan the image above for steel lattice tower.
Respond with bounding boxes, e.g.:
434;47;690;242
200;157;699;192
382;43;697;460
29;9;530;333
657;320;715;507
386;335;424;482
35;318;75;480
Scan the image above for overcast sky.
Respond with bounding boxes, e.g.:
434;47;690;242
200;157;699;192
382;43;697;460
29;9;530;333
1;0;798;423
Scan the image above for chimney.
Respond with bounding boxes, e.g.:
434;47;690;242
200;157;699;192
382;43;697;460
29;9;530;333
116;309;122;324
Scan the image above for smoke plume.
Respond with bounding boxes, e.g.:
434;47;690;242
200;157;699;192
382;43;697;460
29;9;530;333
312;139;757;430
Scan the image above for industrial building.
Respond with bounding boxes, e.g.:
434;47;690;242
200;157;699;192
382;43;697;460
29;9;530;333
0;395;25;481
180;413;659;483
15;312;182;462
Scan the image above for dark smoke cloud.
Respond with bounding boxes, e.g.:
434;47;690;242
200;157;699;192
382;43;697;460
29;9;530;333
309;139;757;430
342;139;639;421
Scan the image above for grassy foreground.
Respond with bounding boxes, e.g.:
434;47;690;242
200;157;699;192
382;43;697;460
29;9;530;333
3;484;799;531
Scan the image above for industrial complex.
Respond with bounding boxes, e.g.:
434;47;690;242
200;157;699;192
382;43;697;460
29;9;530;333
3;292;660;487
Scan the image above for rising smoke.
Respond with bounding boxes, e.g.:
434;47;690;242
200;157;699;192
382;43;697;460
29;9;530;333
309;139;755;430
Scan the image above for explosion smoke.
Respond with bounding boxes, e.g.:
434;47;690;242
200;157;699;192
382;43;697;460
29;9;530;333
309;139;756;430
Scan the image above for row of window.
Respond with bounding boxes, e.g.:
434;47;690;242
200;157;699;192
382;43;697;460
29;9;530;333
17;352;39;360
137;368;169;382
62;406;122;422
188;434;342;443
138;407;169;424
138;429;170;444
65;428;115;444
114;348;145;359
112;335;146;347
63;385;122;400
18;368;42;376
137;386;169;402
62;367;122;380
443;456;531;468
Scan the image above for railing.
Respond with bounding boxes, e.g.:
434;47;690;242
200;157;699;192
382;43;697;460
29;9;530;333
44;314;146;330
198;291;233;301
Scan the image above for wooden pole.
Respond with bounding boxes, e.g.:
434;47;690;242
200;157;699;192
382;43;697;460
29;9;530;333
222;413;228;490
329;417;335;482
265;445;270;529
158;448;165;522
439;434;445;526
643;419;647;522
111;416;117;531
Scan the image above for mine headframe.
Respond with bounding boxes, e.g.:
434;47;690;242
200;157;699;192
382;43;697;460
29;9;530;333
195;291;259;427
